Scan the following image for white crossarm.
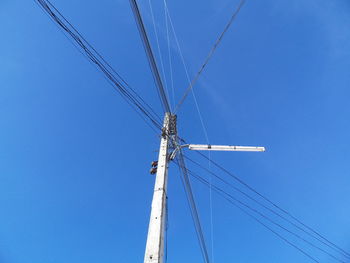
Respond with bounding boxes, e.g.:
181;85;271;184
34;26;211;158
187;144;265;152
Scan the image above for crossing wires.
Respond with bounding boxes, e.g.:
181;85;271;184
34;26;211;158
179;149;350;263
128;2;212;261
174;0;246;113
129;0;171;114
35;1;350;262
35;0;163;133
193;150;350;260
36;1;210;262
175;148;211;263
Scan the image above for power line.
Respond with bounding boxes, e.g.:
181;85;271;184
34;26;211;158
163;0;175;108
35;0;163;132
184;155;350;260
175;148;211;263
129;0;171;113
189;163;347;262
174;0;246;112
148;0;172;110
182;166;325;263
191;149;350;259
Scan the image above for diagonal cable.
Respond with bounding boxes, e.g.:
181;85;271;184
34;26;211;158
175;148;210;263
35;0;163;132
163;0;175;108
186;167;347;263
194;150;350;259
174;0;246;113
148;0;172;110
129;0;171;113
184;154;350;260
187;168;322;263
177;136;350;259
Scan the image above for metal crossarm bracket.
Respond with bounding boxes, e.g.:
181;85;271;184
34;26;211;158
186;144;265;152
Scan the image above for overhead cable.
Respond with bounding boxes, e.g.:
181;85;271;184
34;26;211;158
174;0;246;113
163;0;175;108
175;148;211;263
192;149;350;259
129;0;171;113
184;155;350;260
188;165;347;262
184;167;326;263
148;0;172;110
35;0;162;131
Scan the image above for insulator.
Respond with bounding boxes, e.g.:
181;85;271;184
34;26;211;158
169;114;177;135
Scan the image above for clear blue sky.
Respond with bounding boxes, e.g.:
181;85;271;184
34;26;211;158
1;0;350;262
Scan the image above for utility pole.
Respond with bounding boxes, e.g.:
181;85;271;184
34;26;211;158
143;112;264;263
144;113;175;263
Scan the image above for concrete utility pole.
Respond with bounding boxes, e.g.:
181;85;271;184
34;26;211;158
144;113;171;263
143;112;264;263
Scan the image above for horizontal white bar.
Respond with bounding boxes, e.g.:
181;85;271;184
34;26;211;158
188;144;265;152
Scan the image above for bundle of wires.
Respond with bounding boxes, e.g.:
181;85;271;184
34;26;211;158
35;0;163;132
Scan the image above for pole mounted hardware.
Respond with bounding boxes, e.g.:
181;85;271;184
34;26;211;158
186;144;265;152
168;144;266;161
